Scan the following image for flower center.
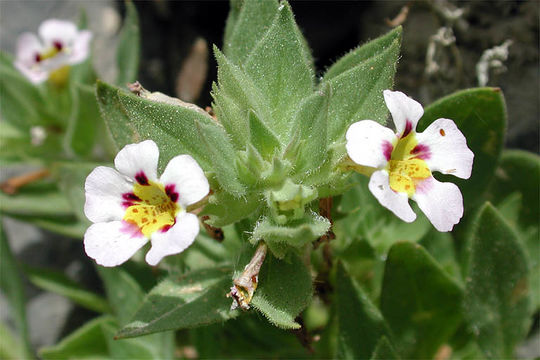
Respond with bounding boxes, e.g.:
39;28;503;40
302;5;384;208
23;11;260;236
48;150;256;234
123;181;180;237
36;41;64;63
387;133;431;197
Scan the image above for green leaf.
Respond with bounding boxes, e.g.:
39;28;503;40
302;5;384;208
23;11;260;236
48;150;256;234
116;0;140;86
251;212;330;258
0;322;32;360
0;52;46;130
243;1;314;137
223;0;279;65
195;120;246;195
0;218;33;359
381;242;464;359
290;85;329;174
40;316;112;360
419;229;462;282
463;203;531;359
335;262;392;360
334;174;430;256
212;47;271;149
325;26;401;81
0;182;73;218
201;190;261;227
419;88;506;208
371;336;400;360
116;266;237;338
251;253;312;329
96;81;136;152
97;266;145;325
24;265;110;313
13;215;87;239
101;321;174;360
322;27;401;144
65;84;100;157
97;81;245;195
248;110;281;159
488;149;540;227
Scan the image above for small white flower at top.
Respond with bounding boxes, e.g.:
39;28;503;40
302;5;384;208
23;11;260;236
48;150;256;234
345;90;474;232
15;19;92;84
84;140;209;267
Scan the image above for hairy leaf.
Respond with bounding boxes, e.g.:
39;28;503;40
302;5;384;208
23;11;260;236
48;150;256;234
116;267;237;338
463;203;531;359
381;242;464;358
251;253;312;329
336;262;393;359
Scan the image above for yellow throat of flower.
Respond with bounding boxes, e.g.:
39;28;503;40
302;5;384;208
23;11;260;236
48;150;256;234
387;133;431;197
123;181;180;237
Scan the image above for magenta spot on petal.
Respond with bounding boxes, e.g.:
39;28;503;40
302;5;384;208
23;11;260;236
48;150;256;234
415;177;434;194
135;171;149;185
122;201;134;208
160;224;172;233
53;40;63;51
122;192;141;202
120;221;144;238
411;144;431;160
160;218;177;233
382;141;393;161
402;120;413;138
165;184;179;203
34;53;42;63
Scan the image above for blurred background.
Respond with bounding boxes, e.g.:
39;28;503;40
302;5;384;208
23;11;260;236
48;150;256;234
0;0;538;355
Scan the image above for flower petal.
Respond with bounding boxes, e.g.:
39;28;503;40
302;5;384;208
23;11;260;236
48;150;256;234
15;33;42;65
415;118;474;179
68;30;92;64
346;120;396;169
159;154;209;208
114;140;159;183
145;212;199;266
383;90;424;136
413;176;463;232
84;166;133;223
38;19;78;46
14;61;48;84
368;170;416;223
84;221;148;267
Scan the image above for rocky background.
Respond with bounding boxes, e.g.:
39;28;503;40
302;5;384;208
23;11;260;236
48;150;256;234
0;0;538;357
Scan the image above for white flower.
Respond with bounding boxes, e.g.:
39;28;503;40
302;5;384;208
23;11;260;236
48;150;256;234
14;19;92;84
83;140;209;267
345;90;474;232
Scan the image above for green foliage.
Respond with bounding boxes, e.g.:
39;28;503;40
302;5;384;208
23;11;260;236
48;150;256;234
96;81;245;196
335;262;393;359
40;316;112;360
65;84;100;157
223;0;279;65
0;218;33;359
251;212;329;258
0;181;72;218
251;253;312;329
24;265;110;314
380;242;464;359
242;2;314;137
116;267;237;338
371;337;400;360
420;88;507;208
116;0;140;86
335;174;430;256
463;203;531;359
322;26;401;144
